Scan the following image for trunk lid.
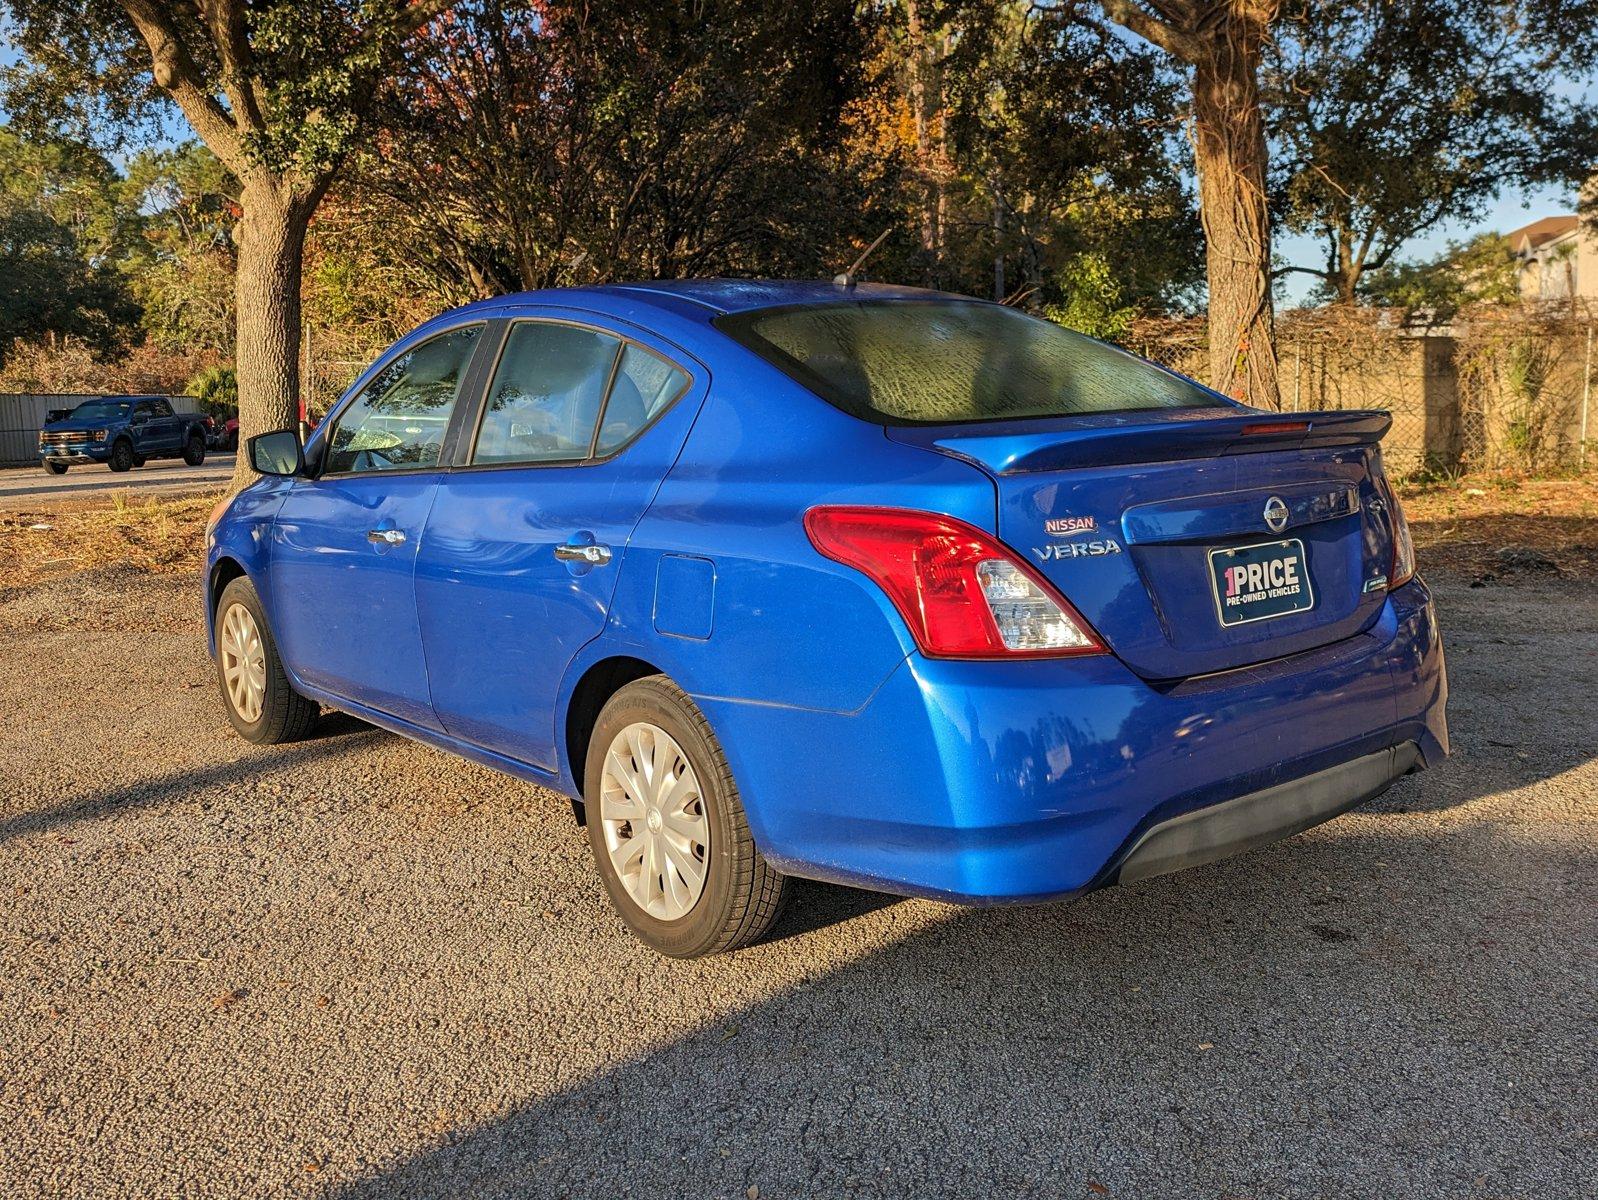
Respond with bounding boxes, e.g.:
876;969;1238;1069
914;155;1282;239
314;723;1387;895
887;408;1399;680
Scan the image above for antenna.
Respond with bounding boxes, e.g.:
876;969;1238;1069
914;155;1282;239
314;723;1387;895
833;228;893;288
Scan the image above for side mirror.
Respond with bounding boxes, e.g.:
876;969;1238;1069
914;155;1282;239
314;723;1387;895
248;429;304;477
130;413;149;426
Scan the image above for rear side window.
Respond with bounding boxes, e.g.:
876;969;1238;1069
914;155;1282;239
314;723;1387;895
474;322;622;464
595;345;690;455
152;399;174;417
324;324;482;474
716;299;1219;425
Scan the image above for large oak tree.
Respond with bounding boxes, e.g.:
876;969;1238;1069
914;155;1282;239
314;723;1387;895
3;0;456;487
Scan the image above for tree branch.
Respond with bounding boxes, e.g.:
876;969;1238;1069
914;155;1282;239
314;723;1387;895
199;0;266;134
119;0;246;171
1097;0;1203;64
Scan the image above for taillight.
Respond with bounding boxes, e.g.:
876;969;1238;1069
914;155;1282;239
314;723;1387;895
803;506;1104;659
1388;489;1416;589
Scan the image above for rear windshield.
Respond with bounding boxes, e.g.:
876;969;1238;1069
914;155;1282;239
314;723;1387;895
716;299;1221;425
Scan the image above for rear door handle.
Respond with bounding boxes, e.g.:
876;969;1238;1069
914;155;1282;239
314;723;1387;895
367;528;407;545
554;542;612;565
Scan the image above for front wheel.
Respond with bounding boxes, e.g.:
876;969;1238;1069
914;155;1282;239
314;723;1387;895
183;433;206;466
584;676;789;957
42;460;67;475
214;576;318;744
108;439;134;472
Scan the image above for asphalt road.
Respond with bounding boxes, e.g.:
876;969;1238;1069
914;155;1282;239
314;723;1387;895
0;568;1592;1199
0;454;234;507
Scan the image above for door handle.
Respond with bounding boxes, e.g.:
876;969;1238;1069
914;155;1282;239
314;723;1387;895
554;542;612;565
367;528;407;545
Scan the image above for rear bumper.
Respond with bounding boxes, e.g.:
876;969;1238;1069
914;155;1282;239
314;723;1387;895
1109;742;1418;886
696;578;1447;903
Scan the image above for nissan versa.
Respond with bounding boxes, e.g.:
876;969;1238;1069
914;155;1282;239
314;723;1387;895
203;280;1448;957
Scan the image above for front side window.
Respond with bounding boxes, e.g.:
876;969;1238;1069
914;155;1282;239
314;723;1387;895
323;324;483;474
716;300;1222;425
473;322;622;464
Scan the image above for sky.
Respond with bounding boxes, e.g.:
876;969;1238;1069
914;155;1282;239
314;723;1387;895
0;27;1586;308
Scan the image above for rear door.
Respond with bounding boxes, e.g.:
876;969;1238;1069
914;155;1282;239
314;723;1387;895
889;410;1398;680
268;323;488;729
149;398;183;451
415;313;704;772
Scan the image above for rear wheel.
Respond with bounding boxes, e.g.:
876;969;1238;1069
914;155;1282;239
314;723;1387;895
183;432;206;466
42;460;67;475
585;676;788;957
214;576;318;744
108;439;134;472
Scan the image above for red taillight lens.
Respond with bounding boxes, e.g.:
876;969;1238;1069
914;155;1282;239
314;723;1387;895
1388;489;1416;589
803;506;1105;659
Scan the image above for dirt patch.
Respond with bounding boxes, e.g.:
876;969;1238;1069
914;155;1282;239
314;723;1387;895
1403;477;1598;582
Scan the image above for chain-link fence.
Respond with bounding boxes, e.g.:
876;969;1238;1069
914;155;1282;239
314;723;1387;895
1123;304;1596;477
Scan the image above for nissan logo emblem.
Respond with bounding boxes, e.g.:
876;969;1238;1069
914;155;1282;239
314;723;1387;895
1263;496;1290;533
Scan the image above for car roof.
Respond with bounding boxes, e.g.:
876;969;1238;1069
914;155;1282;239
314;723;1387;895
450;278;960;324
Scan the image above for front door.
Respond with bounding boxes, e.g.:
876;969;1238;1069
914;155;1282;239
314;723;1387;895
267;323;487;730
415;316;702;771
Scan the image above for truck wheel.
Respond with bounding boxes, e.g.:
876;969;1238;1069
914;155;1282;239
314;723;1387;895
133;455;146;467
584;676;789;957
43;460;68;475
108;439;134;472
183;432;206;466
214;576;318;744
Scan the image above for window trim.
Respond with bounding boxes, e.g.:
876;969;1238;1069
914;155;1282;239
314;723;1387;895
315;321;490;480
458;316;695;472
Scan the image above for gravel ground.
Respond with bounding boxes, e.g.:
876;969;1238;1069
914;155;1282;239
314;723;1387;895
0;568;1592;1199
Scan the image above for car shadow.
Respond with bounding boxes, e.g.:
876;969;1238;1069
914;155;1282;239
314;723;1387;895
323;805;1596;1200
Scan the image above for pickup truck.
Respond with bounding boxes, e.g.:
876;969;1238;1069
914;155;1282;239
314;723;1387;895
37;396;210;475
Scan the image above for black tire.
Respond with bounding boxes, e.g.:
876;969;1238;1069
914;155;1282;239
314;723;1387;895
108;439;134;472
584;676;789;957
214;575;319;745
183;432;206;466
42;460;67;475
132;455;147;468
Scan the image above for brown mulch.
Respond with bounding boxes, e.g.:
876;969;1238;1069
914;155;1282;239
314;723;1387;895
1403;477;1598;582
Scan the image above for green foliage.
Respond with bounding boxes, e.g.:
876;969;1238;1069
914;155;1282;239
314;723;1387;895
185;364;238;415
0;127;142;365
1362;234;1522;316
1044;253;1138;340
1268;0;1598;301
119;143;238;353
0;202;141;366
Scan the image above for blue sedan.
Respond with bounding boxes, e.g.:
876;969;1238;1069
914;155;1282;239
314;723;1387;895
204;280;1448;957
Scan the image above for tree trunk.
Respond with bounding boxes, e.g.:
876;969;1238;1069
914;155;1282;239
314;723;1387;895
1191;21;1280;409
230;175;309;492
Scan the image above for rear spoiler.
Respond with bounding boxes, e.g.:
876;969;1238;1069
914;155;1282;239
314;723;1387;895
887;409;1392;475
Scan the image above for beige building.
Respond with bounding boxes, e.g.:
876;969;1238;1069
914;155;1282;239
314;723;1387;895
1509;214;1598;301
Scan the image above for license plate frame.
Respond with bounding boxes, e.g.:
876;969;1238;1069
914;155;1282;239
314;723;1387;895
1207;538;1315;628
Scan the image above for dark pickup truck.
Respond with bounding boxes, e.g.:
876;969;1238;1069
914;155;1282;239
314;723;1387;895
37;396;210;475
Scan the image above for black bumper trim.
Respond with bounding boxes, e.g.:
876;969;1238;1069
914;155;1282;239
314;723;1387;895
1113;742;1420;886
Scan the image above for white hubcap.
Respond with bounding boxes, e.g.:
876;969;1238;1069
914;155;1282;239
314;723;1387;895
219;602;267;723
599;722;710;922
